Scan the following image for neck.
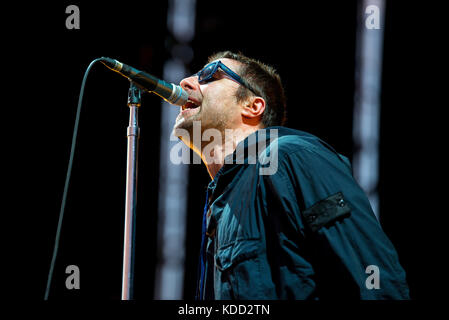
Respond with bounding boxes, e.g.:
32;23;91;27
201;125;260;179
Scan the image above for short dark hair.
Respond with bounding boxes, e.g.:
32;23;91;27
207;51;287;127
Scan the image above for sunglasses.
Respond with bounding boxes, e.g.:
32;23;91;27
196;60;257;95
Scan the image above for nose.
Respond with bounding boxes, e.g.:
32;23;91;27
180;75;198;92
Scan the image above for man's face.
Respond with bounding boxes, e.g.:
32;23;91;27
172;58;243;146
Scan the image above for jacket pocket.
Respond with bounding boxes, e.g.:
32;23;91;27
214;239;276;299
215;239;261;272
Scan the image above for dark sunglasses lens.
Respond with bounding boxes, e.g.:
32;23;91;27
198;63;216;82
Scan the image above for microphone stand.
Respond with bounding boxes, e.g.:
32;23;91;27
121;81;141;300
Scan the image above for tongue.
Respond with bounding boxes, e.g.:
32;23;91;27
187;102;199;109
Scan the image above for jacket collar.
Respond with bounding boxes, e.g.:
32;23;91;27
207;126;283;197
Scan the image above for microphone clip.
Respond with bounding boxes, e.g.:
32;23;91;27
128;81;142;107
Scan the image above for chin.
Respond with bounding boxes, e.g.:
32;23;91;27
172;118;193;140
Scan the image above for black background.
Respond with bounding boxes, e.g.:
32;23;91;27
4;0;443;303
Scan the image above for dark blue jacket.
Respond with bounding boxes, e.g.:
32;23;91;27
197;126;409;300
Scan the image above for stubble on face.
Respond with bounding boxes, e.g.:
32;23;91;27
174;103;233;153
174;91;238;149
173;58;244;153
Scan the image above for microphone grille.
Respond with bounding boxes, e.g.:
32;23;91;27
170;85;189;106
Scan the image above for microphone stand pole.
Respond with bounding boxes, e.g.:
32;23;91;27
121;81;141;300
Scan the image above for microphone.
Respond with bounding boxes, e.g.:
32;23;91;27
100;57;188;106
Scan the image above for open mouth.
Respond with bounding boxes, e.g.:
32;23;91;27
181;99;201;111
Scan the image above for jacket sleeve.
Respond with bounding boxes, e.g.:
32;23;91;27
261;141;410;299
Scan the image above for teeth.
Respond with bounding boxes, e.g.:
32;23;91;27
182;100;199;110
188;99;198;106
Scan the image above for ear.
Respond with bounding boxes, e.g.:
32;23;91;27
241;96;266;121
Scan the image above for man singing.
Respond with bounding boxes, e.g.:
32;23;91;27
172;51;409;300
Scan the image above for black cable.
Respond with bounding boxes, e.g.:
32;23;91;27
44;58;103;300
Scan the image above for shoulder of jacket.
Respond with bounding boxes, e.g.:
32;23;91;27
268;134;319;156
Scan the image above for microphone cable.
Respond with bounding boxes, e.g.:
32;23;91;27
44;58;103;300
